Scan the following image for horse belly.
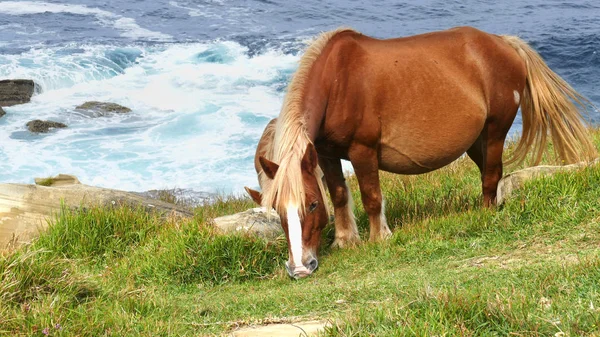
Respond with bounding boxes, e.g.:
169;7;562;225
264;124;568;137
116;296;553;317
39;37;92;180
379;143;470;174
378;106;486;175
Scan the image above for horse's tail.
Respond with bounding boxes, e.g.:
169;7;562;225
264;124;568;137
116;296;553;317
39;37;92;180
501;35;597;166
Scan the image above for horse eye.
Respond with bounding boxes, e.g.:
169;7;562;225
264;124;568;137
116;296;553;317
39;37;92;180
309;201;318;213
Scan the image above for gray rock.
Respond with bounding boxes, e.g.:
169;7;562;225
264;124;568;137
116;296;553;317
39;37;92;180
0;176;193;250
26;120;67;133
75;101;131;117
0;107;5;118
213;207;282;240
0;79;36;106
496;159;600;205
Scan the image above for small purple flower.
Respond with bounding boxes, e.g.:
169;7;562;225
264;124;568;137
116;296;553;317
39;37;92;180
42;327;49;335
55;323;61;330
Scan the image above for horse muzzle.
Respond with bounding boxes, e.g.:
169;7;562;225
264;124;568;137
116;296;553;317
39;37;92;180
286;257;318;279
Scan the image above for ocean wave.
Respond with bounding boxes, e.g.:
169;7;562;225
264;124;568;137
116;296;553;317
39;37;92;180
0;45;143;91
0;40;298;193
1;1;600;193
0;1;171;41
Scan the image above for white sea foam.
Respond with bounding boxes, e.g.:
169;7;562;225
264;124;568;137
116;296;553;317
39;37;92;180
168;1;205;18
0;41;299;194
169;1;227;19
0;1;171;41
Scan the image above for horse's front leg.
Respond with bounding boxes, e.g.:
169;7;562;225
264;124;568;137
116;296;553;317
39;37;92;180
348;144;392;242
319;156;361;248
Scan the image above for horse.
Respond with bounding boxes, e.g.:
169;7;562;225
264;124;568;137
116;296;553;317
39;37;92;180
244;26;597;279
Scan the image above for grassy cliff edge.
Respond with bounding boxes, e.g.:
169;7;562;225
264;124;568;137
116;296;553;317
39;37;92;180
1;129;599;336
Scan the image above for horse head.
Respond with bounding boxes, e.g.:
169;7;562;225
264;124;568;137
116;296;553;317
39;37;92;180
245;143;328;278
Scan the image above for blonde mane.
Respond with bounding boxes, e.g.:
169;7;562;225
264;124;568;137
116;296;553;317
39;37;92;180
261;28;355;217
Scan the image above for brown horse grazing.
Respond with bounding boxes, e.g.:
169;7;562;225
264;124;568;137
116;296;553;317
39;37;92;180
245;27;597;278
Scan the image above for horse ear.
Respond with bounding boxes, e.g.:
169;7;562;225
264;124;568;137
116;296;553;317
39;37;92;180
259;156;279;180
244;186;262;205
301;143;318;174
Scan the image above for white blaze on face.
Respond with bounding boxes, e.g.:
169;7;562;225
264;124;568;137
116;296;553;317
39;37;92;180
286;203;304;269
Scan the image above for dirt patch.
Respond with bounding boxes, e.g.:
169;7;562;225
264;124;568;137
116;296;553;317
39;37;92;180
230;320;329;337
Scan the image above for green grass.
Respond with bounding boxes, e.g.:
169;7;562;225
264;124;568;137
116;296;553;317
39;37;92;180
1;130;600;336
34;178;56;187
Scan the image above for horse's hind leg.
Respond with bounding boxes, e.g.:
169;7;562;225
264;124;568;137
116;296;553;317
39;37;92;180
348;144;392;241
467;136;504;206
320;156;361;248
467;116;515;207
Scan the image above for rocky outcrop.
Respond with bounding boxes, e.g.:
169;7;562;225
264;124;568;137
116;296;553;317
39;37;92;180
26;120;67;133
496;159;600;205
75;101;131;117
213;207;282;240
0;175;193;250
0;172;283;250
34;174;81;187
0;79;36;106
0;107;5;118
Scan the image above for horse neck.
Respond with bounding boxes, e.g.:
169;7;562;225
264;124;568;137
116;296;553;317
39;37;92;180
273;63;331;162
297;47;336;142
263;31;346;215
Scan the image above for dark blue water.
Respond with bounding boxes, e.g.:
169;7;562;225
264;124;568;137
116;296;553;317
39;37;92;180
0;0;599;193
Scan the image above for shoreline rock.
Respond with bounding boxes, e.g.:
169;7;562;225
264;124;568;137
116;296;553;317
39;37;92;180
0;107;5;118
0;175;193;250
26;120;67;133
0;79;36;107
213;207;282;240
496;159;600;205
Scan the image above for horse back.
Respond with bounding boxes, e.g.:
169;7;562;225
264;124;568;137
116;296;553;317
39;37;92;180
348;26;526;115
319;27;527;173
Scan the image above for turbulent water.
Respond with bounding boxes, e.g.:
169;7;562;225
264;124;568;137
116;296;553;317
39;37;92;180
0;0;599;194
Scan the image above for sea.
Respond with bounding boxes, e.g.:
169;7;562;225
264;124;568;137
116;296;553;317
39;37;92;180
0;0;599;196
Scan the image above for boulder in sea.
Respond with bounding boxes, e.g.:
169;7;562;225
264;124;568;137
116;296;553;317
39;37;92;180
75;101;131;117
26;120;67;133
0;79;37;107
496;159;600;205
212;207;283;241
0;107;5;118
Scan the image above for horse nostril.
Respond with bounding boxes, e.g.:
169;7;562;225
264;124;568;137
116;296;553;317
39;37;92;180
307;258;318;271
